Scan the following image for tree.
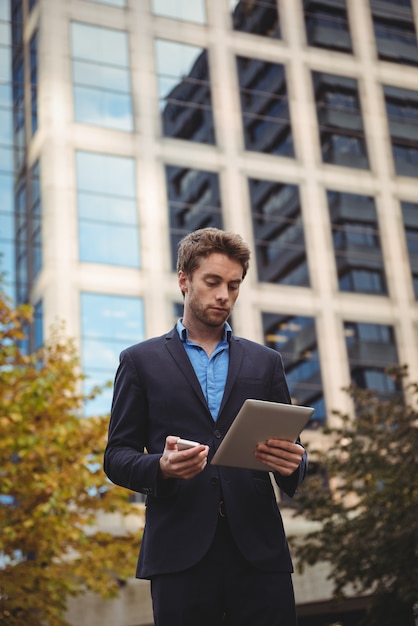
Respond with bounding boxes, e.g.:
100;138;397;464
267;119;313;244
290;367;418;626
0;287;143;626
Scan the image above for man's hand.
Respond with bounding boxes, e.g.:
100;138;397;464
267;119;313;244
159;436;209;480
254;439;304;475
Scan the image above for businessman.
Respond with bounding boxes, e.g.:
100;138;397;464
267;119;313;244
104;227;307;626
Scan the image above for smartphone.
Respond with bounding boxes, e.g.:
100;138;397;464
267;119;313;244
177;438;200;450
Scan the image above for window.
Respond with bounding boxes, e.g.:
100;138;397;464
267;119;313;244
12;51;25;172
230;0;280;39
165;165;223;270
81;293;144;416
33;300;43;350
370;0;418;66
70;22;133;131
0;0;15;299
344;321;400;399
304;0;352;53
76;151;140;267
155;39;215;144
29;31;38;135
401;201;418;298
384;85;418;177
313;72;369;168
327;191;387;295
30;161;42;279
263;313;326;428
15;182;27;305
249;178;310;286
237;57;293;156
152;0;206;23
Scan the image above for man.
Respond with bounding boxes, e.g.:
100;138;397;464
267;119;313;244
104;227;307;626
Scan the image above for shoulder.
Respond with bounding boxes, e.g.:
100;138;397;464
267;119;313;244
121;327;176;359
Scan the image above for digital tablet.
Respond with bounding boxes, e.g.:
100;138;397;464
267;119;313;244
211;399;314;471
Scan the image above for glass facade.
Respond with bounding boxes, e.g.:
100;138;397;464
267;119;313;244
152;0;206;23
384;85;418;177
165;165;223;270
76;151;140;267
401;201;418;298
263;313;326;428
230;0;280;38
237;56;293;156
81;293;144;416
327;191;387;294
71;22;133;131
155;39;215;143
249;178;310;286
304;0;352;53
370;0;418;66
344;321;400;399
313;72;369;168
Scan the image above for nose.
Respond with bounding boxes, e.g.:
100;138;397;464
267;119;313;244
215;283;229;302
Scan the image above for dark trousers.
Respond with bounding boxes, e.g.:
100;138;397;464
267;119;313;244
150;516;298;626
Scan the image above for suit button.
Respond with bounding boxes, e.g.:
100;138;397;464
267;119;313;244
214;430;222;439
210;477;219;486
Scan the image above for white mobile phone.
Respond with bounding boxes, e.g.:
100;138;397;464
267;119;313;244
177;438;200;450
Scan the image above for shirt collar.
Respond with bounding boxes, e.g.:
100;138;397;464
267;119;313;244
176;318;232;343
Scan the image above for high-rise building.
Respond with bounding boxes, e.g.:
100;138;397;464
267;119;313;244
1;0;418;624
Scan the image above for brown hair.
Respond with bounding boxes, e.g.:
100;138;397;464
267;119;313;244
177;227;250;279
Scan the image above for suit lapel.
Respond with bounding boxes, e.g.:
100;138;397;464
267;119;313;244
164;328;210;414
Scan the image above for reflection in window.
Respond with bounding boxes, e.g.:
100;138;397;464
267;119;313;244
263;312;326;428
81;293;144;416
70;22;133;131
327;191;387;294
384;85;418;177
237;56;293;157
155;39;215;144
230;0;280;39
304;0;351;52
344;321;400;399
152;0;206;23
76;152;140;267
165;165;223;270
401;201;418;298
249;178;309;286
370;0;418;66
313;72;369;169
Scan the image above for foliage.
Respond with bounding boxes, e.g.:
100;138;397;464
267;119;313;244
0;288;143;626
291;366;418;626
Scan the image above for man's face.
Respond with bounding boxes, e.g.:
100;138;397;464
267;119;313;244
179;253;243;329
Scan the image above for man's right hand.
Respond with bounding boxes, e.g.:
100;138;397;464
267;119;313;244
159;435;209;480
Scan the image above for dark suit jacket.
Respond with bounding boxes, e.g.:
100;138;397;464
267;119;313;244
104;326;308;579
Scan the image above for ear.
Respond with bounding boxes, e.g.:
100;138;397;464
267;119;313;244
178;271;188;295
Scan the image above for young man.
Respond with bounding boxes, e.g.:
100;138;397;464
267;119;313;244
104;227;307;626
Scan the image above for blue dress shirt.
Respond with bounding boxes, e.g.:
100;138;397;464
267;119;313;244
176;319;231;421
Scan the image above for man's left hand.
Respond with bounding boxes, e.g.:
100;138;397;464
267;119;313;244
254;439;304;475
